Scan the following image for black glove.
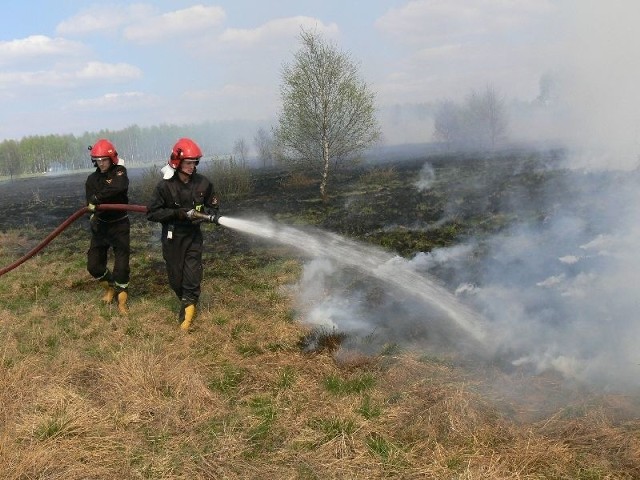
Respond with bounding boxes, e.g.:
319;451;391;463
176;208;189;220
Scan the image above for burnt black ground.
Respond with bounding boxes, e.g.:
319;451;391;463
1;171;93;229
0;149;597;259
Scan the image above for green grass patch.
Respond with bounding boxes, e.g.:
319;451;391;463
309;416;357;443
366;433;396;461
34;415;74;441
208;363;246;395
356;394;382;419
324;372;376;395
236;343;264;357
275;366;296;390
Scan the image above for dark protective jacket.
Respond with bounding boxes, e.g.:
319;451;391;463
146;171;217;227
85;164;129;222
146;171;218;304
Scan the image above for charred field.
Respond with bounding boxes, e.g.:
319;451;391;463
0;149;574;313
2;148;640;479
0;147;570;253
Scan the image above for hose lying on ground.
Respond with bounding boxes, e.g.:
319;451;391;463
0;204;148;278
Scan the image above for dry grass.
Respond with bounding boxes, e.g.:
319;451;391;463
1;222;640;479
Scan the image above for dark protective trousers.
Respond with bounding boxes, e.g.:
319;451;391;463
87;217;130;288
161;226;203;305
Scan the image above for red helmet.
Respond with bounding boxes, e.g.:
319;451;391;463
169;138;202;168
89;139;118;165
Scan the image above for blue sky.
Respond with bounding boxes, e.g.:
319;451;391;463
1;1;638;154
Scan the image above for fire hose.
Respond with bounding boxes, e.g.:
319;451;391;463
0;204;221;278
0;204;149;278
0;203;220;279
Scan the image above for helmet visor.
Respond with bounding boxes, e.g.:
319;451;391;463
92;156;112;163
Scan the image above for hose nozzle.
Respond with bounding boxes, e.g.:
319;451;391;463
188;210;220;224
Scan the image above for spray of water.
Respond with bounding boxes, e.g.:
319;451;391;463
218;216;486;344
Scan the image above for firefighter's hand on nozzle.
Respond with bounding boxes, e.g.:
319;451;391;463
176;208;188;220
177;208;218;223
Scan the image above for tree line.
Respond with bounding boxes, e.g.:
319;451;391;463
0;120;267;179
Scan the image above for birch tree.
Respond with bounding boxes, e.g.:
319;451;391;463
275;28;380;201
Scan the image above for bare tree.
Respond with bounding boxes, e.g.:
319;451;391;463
253;127;274;168
275;28;381;201
483;86;508;149
232;138;249;167
535;72;559;106
466;86;508;149
433;100;462;150
432;85;508;151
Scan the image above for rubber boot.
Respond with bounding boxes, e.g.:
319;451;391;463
117;291;128;315
180;304;196;331
100;281;115;303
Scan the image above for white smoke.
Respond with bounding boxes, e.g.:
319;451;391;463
548;2;640;171
413;162;436;191
445;168;640;389
289;157;640;390
441;2;640;389
220;215;487;350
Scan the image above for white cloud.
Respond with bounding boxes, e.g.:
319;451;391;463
0;61;141;89
219;16;339;48
56;4;154;36
414;43;463;60
185;83;268;99
372;0;560;106
0;35;86;65
376;1;486;44
71;91;157;111
76;61;142;80
181;83;278;121
123;4;226;44
376;0;556;46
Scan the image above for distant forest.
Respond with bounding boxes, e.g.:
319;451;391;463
0;119;266;178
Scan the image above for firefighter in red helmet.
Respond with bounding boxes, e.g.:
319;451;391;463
147;138;219;330
85;138;130;315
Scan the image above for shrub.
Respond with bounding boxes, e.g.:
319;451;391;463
134;164;161;205
201;156;253;199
